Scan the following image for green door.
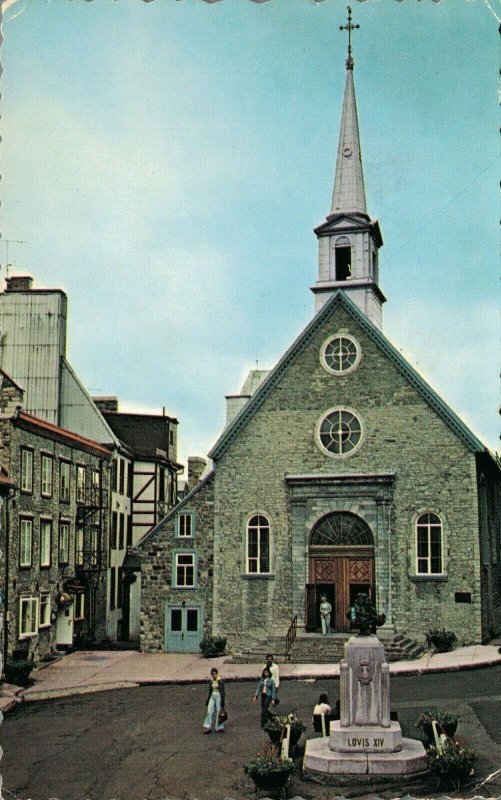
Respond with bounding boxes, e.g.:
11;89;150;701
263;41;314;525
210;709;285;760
165;604;202;652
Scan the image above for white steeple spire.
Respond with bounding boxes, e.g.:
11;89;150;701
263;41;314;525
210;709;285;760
331;67;367;215
311;6;385;329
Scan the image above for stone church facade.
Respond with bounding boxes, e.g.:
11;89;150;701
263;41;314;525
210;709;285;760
139;40;500;655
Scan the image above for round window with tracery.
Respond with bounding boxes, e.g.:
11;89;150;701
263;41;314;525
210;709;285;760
316;407;364;457
321;334;361;375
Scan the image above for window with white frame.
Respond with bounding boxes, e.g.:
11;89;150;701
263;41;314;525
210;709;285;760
175;553;195;587
76;465;86;503
19;518;33;567
41;454;53;497
416;512;443;575
21;448;33;493
39;592;51;628
19;595;38;637
40;520;52;567
177;512;193;538
60;461;70;502
59;522;70;565
74;593;85;620
247;515;270;574
75;525;84;566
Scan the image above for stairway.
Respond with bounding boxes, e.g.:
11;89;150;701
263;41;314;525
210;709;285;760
384;633;426;662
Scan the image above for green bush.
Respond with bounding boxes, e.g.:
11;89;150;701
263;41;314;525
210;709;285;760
426;628;457;652
199;636;227;658
427;738;476;790
4;659;35;687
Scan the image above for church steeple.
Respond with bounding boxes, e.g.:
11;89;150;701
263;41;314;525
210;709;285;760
311;7;385;329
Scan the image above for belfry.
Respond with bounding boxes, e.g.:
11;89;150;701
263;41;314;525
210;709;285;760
312;6;384;327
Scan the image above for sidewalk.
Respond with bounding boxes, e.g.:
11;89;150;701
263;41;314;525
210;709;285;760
2;643;500;713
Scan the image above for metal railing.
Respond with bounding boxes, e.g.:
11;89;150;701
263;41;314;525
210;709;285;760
284;614;298;662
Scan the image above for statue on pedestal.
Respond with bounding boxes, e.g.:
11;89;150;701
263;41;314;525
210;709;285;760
347;592;386;636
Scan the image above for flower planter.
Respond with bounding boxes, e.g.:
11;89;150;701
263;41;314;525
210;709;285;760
249;769;293;791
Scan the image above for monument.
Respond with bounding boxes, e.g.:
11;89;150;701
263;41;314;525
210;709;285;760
303;595;428;779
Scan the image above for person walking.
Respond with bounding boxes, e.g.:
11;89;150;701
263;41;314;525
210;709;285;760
264;654;280;700
319;594;332;635
252;667;277;728
203;667;226;733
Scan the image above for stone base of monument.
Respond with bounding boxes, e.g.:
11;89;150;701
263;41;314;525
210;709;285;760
329;719;402;752
303;735;428;779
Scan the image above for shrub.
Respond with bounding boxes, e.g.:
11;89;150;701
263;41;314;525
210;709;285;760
199;636;227;658
4;659;35;687
426;628;457;652
244;742;295;778
427;738;476;790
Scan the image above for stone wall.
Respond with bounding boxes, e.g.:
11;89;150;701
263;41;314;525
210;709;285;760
211;304;483;650
0;416;110;660
140;474;214;652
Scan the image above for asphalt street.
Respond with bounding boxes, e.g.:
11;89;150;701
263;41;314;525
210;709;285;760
2;666;500;800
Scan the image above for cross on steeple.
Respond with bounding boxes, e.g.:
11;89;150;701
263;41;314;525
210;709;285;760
339;6;360;71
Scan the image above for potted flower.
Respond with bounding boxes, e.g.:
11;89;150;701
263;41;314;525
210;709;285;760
427;738;476;790
244;742;295;792
264;713;306;752
416;707;458;746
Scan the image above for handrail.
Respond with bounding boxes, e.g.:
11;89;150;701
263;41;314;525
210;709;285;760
284;614;298;662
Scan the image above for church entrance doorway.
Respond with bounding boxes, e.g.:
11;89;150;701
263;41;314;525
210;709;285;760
305;512;375;632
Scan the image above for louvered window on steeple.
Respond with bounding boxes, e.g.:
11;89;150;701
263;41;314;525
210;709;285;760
334;237;352;281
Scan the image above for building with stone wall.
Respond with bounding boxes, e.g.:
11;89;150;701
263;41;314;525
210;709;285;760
0;371;112;662
139;37;500;656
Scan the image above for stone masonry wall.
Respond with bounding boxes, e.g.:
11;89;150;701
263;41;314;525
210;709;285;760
0;418;110;661
140;474;214;652
211;304;483;651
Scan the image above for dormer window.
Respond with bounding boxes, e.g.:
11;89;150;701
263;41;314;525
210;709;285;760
334;237;352;281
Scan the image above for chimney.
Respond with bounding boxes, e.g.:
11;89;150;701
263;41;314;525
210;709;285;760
93;396;119;414
5;276;33;293
187;456;206;489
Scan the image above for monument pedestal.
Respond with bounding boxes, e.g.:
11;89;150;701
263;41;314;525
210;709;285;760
303;635;427;780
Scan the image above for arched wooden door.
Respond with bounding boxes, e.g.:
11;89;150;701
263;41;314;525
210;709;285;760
306;512;375;632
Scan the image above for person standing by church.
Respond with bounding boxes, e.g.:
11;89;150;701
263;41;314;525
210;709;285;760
252;667;277;728
320;594;332;636
264;654;280;701
203;667;226;733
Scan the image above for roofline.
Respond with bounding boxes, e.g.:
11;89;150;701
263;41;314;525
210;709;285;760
61;358;122;448
0;368;25;393
15;411;113;459
209;291;488;461
137;469;215;548
103;411;179;424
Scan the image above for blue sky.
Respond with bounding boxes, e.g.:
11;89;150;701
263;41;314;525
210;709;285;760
1;0;499;469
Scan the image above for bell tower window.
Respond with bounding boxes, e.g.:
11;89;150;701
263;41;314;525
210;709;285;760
333;236;352;281
335;247;351;280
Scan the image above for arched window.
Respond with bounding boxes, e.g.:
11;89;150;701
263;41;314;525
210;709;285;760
310;512;374;547
416;513;443;574
247;515;270;574
334;236;352;281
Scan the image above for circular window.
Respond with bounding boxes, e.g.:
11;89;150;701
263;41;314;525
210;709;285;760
316;407;364;457
321;334;361;375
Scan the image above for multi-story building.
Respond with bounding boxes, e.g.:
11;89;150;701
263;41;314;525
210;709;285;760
0;370;111;662
93;398;181;643
0;276;181;648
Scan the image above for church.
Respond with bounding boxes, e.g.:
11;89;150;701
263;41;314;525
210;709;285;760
139;20;500;657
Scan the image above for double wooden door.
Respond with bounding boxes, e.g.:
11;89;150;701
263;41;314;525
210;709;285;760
305;552;374;632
